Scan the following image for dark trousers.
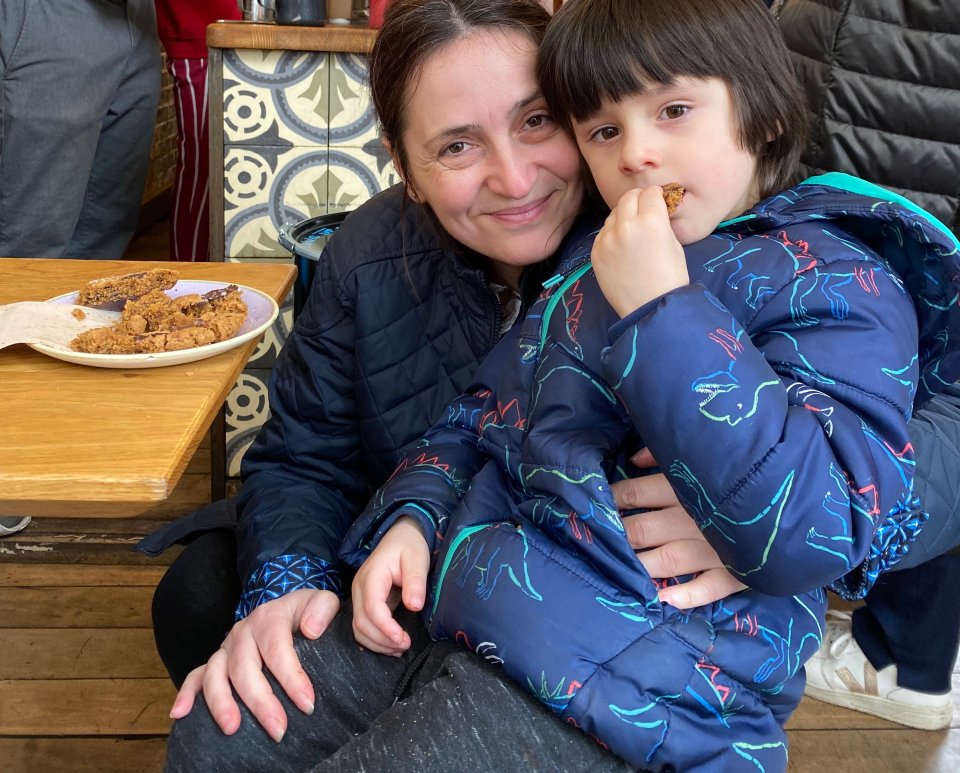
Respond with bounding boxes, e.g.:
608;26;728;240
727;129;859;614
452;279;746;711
164;604;633;773
0;0;160;259
850;385;960;694
854;554;960;694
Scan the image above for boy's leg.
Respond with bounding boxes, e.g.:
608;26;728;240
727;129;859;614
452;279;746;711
312;650;634;773
857;382;960;691
67;0;160;259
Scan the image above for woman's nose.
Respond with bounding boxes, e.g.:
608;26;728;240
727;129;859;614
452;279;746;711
618;133;663;175
486;144;537;198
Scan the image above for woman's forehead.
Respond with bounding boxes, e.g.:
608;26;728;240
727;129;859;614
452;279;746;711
404;29;540;135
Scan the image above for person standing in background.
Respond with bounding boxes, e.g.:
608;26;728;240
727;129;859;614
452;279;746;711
0;0;161;259
154;0;241;261
774;0;960;731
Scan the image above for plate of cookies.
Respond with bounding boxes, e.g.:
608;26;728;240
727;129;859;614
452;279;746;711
27;269;280;369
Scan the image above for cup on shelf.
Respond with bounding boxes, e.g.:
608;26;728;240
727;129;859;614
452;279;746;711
276;0;327;25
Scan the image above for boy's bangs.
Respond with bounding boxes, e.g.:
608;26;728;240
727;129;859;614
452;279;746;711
540;2;725;124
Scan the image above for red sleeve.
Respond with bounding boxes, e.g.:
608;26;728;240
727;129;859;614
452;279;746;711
154;0;241;59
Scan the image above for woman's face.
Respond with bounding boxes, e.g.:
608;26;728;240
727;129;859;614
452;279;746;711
399;30;583;286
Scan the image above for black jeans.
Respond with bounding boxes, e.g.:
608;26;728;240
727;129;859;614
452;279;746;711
164;605;634;773
850;384;960;694
150;527;241;688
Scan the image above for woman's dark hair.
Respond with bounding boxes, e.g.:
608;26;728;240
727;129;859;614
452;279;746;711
370;0;551;191
537;0;809;199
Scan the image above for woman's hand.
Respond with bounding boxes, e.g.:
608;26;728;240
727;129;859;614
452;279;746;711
351;516;429;655
610;449;747;609
169;588;340;741
592;186;689;317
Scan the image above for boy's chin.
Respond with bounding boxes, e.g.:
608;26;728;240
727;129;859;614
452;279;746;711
671;219;709;246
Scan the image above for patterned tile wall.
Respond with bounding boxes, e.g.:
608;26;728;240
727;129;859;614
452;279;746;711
219;48;398;476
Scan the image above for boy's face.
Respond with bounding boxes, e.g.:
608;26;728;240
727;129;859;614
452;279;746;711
572;77;759;245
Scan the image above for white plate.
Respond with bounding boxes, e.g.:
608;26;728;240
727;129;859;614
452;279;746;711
29;281;279;369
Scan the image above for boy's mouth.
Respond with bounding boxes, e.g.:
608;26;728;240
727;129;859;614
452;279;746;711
662;183;685;214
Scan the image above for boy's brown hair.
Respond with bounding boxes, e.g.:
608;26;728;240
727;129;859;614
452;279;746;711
537;0;808;200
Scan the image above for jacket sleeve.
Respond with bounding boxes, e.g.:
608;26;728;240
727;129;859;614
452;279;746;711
234;245;367;617
601;259;919;598
338;328;521;567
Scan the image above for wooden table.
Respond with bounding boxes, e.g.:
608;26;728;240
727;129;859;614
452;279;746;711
0;259;295;516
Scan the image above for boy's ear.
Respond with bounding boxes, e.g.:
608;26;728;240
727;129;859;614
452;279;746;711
381;136;421;203
767;121;785;143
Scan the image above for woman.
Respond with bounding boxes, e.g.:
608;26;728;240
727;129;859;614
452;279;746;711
163;1;641;769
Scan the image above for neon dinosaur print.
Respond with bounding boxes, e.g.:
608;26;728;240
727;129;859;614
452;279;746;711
701;235;777;309
479;397;526;432
691;325;779;426
669;461;794;577
731;741;789;771
608;695;678;763
454;631;504;665
787;382;836;437
595;596;658;626
560;278;586;357
529;672;578;713
446;527;543;603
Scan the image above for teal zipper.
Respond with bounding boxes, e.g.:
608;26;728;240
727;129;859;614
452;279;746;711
538;260;593;353
430;523;497;617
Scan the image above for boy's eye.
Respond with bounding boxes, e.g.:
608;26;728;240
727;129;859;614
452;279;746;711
662;104;689;120
590;126;620;142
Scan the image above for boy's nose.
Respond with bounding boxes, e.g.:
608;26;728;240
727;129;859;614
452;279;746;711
618;135;663;175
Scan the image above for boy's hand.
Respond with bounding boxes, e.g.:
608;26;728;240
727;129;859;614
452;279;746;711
592;186;689;317
351;516;429;655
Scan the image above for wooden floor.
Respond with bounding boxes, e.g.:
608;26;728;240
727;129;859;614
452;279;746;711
2;219;958;771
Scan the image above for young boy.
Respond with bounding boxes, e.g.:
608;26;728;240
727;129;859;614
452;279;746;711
340;0;960;769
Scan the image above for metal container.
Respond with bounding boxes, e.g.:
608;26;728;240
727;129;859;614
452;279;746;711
237;0;276;22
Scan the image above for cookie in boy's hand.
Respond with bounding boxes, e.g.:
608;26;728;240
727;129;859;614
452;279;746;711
662;183;685;214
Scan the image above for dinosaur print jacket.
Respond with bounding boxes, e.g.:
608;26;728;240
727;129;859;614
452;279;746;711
340;174;960;772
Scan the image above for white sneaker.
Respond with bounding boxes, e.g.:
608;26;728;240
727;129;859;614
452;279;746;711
804;610;953;730
0;516;31;537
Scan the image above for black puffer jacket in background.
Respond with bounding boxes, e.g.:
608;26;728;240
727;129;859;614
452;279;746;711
777;0;960;234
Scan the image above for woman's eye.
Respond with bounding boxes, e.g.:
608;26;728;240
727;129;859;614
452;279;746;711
662;104;689;120
442;141;468;156
526;113;548;129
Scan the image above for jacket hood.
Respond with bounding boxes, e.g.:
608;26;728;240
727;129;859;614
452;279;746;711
721;172;960;408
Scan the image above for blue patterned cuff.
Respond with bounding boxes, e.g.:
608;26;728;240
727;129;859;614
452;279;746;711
236;554;342;620
828;508;929;601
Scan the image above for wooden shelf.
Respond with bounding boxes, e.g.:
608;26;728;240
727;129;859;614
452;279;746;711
207;20;377;53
